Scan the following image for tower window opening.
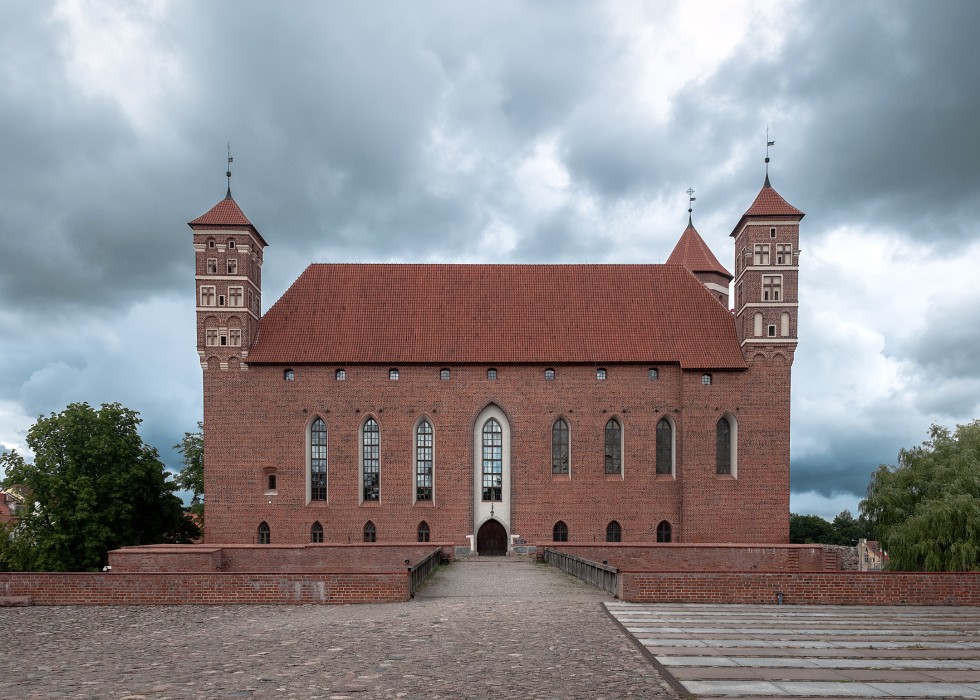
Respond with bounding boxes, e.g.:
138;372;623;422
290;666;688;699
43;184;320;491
763;275;782;301
770;227;777;238
768;325;777;337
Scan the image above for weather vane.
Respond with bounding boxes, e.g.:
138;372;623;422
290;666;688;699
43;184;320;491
687;187;696;225
765;126;775;185
226;142;234;198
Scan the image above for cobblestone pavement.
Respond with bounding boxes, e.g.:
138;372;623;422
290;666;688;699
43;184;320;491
0;559;677;699
607;602;980;698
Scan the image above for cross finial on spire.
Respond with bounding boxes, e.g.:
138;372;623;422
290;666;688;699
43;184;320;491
765;126;775;187
686;187;696;226
226;142;234;198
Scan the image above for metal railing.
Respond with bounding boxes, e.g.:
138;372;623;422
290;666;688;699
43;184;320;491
409;548;443;597
543;548;618;596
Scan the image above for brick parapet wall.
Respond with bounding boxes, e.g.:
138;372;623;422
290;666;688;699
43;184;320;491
618;571;980;606
546;543;840;572
0;571;409;605
109;543;453;572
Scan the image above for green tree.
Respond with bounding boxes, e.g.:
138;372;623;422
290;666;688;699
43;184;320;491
861;420;980;571
789;513;835;544
0;402;199;571
174;421;204;521
830;510;876;546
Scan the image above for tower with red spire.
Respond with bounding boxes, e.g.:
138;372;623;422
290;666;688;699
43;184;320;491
666;204;733;308
188;184;267;372
730;175;804;363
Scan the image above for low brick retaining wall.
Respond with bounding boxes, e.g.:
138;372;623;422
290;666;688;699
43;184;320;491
0;571;410;605
546;543;840;572
1;543;450;606
618;571;980;606
109;543;453;572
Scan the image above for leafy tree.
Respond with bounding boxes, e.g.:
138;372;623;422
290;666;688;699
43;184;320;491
0;402;199;571
861;420;980;571
789;513;835;544
174;421;204;521
830;509;875;546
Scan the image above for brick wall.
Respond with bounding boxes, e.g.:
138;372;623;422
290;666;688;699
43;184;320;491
0;571;409;605
618;571;980;606
109;543;451;572
546;543;839;572
203;360;791;548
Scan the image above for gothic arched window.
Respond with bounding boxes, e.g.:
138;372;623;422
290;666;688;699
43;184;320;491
656;520;672;543
310;417;327;501
552;419;569;474
310;521;324;543
656;418;673;475
363;521;376;543
257;521;271;545
482;419;503;501
717;416;733;475
553;521;568;542
416;419;433;501
606;520;622;543
362;418;380;501
604;419;622;475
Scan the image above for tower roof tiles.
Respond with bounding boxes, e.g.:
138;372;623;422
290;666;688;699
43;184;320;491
189;195;268;246
731;181;805;237
666;222;733;279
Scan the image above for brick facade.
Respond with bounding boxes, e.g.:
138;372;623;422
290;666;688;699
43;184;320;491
191;179;804;552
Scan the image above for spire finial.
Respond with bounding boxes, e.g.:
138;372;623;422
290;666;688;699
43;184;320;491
225;142;234;198
686;187;696;226
765;126;774;187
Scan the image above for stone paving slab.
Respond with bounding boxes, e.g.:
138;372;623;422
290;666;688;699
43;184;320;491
606;602;980;698
0;559;678;699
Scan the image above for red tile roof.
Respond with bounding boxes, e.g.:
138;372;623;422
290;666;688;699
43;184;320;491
730;181;805;237
666;222;732;279
188;195;268;246
246;264;747;369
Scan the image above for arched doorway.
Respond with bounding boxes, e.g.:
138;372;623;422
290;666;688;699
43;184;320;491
477;519;507;556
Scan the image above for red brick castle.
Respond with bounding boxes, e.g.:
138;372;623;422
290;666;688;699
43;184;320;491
190;174;803;554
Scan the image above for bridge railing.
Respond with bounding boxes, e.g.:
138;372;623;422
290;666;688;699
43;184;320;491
409;548;443;597
542;548;618;596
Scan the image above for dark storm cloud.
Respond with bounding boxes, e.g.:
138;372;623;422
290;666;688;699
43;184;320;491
663;1;980;240
3;1;979;507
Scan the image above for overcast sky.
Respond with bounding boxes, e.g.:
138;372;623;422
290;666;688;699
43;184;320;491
2;0;979;521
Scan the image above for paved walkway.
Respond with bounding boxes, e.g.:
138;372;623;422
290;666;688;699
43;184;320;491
0;559;676;699
606;602;980;698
